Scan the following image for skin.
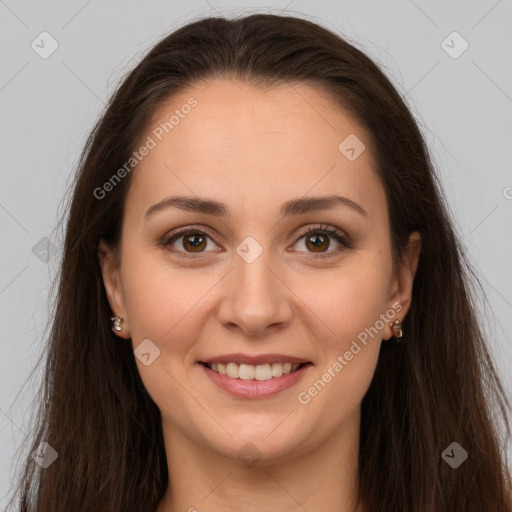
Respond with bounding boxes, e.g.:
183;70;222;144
99;79;421;512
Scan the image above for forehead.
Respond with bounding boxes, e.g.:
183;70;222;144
126;79;386;221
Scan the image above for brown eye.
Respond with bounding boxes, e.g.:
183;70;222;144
293;225;351;259
305;233;330;252
163;229;219;257
181;233;207;252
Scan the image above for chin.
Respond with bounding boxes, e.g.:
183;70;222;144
204;424;310;466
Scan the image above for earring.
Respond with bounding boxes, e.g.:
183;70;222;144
110;316;123;332
391;319;403;340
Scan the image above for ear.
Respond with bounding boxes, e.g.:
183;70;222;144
384;231;422;340
98;238;130;339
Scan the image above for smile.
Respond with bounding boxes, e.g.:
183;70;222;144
204;361;302;381
199;357;313;399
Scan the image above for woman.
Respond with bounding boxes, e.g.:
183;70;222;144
10;13;511;512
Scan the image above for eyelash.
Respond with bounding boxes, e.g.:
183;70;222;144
160;224;353;260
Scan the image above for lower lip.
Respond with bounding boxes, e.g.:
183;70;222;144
200;363;312;399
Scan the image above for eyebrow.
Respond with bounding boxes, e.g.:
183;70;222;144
144;194;368;220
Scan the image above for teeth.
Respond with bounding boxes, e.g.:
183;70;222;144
271;362;283;378
239;364;255;380
226;362;238;379
255;364;272;381
207;361;302;381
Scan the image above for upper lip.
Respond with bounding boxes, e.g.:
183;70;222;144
200;353;311;365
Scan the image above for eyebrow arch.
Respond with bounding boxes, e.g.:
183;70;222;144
144;194;368;220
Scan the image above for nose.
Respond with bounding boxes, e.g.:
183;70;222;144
217;250;293;337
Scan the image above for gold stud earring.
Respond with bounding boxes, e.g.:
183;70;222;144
391;319;403;340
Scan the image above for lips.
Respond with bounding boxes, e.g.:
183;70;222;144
200;360;312;399
198;353;313;396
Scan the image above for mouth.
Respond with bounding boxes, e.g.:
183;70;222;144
200;361;311;381
198;355;313;399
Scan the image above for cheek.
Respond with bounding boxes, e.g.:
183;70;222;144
119;249;215;416
298;258;392;353
297;256;391;416
120;247;224;354
295;273;386;423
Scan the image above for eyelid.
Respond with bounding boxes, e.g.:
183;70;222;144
295;223;347;240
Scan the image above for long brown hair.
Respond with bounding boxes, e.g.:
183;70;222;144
9;13;511;512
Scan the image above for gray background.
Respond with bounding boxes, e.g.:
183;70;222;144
1;0;511;505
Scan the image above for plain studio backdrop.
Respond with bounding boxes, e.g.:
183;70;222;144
0;0;511;505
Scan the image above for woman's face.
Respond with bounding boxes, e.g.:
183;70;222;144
100;79;420;464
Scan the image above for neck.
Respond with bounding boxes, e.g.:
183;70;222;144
156;409;364;512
